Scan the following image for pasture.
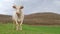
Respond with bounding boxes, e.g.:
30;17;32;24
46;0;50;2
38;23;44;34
0;23;60;34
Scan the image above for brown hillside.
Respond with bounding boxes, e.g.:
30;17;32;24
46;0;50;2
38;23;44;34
0;12;60;25
24;12;60;25
0;14;12;23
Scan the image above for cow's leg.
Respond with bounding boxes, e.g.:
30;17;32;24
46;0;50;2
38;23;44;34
20;24;22;30
19;16;24;30
16;21;19;30
18;21;22;30
19;19;24;30
19;23;22;30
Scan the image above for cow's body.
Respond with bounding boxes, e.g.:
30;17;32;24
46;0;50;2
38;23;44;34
12;5;24;30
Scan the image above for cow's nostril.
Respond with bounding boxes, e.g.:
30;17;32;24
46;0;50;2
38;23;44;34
16;12;20;14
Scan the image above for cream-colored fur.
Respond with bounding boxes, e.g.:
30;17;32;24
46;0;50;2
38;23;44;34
12;5;24;30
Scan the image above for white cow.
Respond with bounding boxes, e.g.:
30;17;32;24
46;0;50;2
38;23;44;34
12;5;24;30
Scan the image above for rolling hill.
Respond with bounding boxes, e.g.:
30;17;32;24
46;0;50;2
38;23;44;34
0;12;60;25
24;12;60;25
0;14;12;23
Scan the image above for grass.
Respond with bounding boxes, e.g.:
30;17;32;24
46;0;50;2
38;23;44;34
0;23;60;34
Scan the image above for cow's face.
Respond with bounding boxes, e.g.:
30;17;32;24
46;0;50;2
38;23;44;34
12;5;24;15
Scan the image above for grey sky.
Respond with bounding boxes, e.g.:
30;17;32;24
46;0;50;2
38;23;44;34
0;0;60;15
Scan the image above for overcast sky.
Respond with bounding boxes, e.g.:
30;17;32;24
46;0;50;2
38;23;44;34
0;0;60;15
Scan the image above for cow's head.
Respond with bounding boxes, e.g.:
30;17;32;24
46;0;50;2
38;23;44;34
12;5;24;15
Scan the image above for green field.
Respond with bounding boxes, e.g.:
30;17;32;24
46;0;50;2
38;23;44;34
0;24;60;34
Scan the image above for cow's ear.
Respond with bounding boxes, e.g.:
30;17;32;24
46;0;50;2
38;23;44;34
12;5;16;9
20;6;24;9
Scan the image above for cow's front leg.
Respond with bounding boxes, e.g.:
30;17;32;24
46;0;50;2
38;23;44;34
16;21;19;30
19;20;24;30
20;24;22;30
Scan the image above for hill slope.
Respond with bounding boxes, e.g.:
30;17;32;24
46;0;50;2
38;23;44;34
0;14;12;23
24;12;60;25
0;12;60;25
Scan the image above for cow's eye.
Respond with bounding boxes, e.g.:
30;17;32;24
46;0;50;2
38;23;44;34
20;6;24;9
13;6;16;9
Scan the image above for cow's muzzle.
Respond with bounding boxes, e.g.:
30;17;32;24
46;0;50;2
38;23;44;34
16;12;20;15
